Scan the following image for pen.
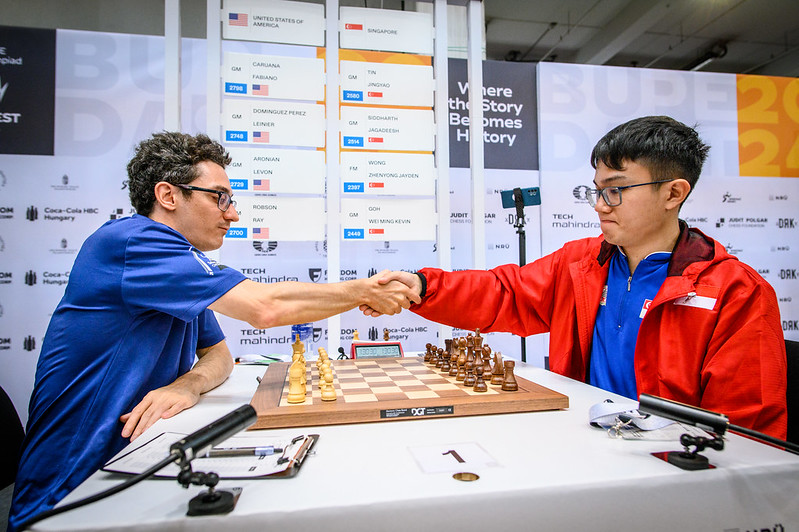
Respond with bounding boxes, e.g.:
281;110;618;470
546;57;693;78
202;446;283;458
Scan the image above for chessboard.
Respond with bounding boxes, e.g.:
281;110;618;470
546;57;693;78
249;356;569;430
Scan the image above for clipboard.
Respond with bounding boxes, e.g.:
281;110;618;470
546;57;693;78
102;432;319;479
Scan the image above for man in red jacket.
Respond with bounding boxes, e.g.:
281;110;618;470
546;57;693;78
366;116;787;439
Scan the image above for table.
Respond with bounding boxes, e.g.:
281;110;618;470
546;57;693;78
33;361;799;531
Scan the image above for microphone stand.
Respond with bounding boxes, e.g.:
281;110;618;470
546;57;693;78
19;404;257;530
512;187;527;363
638;394;799;471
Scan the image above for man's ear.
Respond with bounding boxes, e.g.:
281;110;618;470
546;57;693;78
153;181;179;212
665;179;691;211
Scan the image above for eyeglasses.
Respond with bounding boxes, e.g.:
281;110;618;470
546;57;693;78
584;179;674;207
175;184;237;212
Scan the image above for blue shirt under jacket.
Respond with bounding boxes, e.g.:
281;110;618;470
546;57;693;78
9;215;246;531
589;250;671;400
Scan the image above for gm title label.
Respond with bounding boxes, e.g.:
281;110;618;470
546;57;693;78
380;406;454;419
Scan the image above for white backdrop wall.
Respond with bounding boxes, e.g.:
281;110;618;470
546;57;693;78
537;62;799;352
1;29;796;425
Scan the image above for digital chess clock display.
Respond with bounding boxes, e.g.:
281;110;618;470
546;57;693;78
351;342;404;359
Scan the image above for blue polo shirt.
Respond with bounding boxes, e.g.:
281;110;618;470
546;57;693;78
9;215;246;531
589;249;671;399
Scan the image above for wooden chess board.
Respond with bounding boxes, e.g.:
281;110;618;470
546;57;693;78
249;356;569;430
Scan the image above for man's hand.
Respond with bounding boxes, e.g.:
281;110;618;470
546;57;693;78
360;270;423;317
119;340;234;441
119;382;200;441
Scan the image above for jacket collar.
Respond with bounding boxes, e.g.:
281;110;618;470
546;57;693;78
596;220;716;276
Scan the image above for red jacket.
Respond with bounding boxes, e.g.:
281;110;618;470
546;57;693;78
414;225;787;439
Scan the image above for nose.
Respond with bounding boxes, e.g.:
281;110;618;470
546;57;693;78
225;205;240;222
593;195;611;213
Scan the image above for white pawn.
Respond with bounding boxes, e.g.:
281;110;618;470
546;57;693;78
321;370;337;401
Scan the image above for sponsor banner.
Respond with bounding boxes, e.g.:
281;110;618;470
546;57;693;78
222;0;325;47
228;196;325;241
340;60;433;108
448;59;538;170
341;198;436;241
223;52;324;101
339;7;433;55
340;106;434;151
222;99;325;147
0;26;56;155
340;152;434;195
737;74;799;177
226;146;325;194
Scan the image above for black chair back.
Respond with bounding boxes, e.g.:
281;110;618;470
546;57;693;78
0;386;24;489
787;340;799;445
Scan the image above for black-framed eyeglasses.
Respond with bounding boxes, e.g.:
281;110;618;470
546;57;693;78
584;179;674;207
175;184;237;212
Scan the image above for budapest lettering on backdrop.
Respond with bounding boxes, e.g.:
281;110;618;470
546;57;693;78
223;99;325;147
342;198;436;241
228;196;325;241
340;152;434;195
340;107;434;151
222;0;324;47
340;60;433;107
737;74;799;177
223;52;324;101
339;7;433;55
226;146;325;194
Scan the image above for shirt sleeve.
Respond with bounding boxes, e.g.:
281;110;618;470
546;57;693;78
197;309;226;349
121;223;246;322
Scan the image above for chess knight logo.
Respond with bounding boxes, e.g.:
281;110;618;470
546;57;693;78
368;326;379;341
23;335;36;352
26;206;38;221
572;185;590;203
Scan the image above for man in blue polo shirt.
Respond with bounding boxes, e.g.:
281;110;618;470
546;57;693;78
9;132;419;531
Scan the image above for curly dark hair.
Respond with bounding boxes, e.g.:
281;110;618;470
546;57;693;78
126;132;232;215
590;116;710;201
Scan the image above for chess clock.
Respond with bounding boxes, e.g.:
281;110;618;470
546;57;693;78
350;342;404;360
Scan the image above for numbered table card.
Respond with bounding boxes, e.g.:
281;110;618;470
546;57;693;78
408;442;498;474
341;198;436;241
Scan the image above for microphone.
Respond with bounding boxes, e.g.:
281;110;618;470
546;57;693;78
170;404;257;462
638;394;729;434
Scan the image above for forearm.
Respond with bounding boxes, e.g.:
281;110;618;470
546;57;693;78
211;273;418;329
176;342;234;395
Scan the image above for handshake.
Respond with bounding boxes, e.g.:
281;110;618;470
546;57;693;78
357;270;424;318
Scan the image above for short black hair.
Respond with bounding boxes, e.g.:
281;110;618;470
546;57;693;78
126;132;231;215
590;116;710;196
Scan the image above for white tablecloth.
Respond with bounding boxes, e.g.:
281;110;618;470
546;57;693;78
33;362;799;531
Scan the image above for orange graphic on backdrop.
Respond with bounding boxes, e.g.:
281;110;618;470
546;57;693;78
737;74;799;177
